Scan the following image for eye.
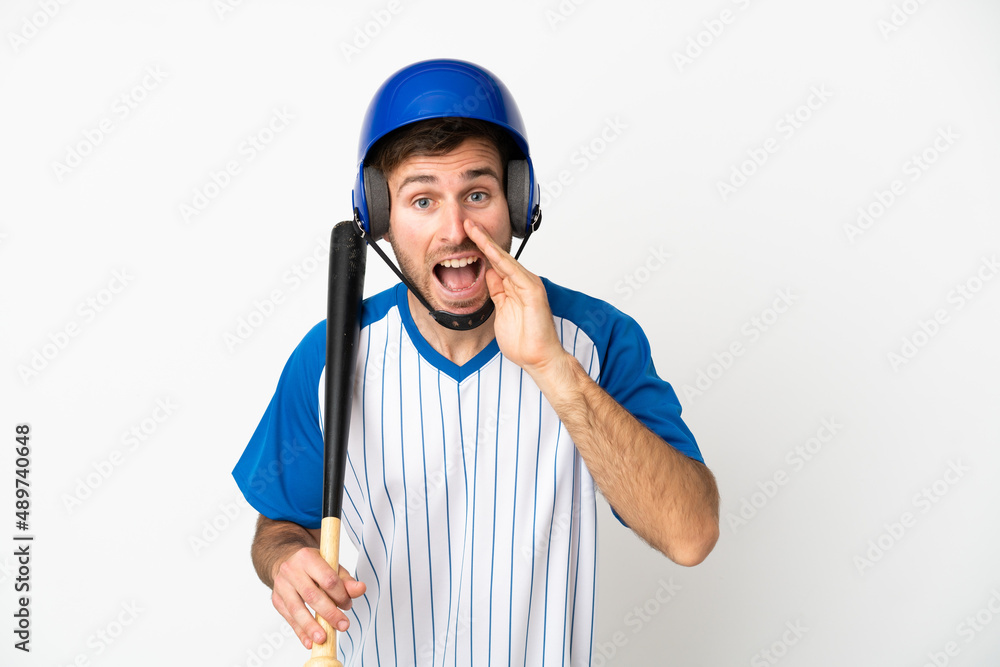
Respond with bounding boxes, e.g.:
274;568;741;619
468;191;487;203
414;198;431;209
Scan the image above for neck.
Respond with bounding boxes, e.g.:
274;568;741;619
407;291;496;366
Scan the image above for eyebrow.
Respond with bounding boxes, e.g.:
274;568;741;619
395;167;502;197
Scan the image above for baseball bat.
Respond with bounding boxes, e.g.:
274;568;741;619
304;220;367;667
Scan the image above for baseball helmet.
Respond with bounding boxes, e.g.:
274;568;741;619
352;58;541;241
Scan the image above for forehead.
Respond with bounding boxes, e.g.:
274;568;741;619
388;137;503;187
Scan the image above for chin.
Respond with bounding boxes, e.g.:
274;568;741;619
435;294;492;315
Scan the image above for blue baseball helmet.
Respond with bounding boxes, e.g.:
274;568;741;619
352;58;540;240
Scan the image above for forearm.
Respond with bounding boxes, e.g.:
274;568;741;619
251;514;319;588
530;352;720;565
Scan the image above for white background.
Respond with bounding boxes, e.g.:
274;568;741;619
2;0;999;665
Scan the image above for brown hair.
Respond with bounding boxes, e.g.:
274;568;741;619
366;117;515;182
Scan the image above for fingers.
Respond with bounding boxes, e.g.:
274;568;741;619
272;589;319;649
464;220;522;282
465;219;546;306
270;547;364;649
339;565;368;599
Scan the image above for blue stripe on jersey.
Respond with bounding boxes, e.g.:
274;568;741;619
467;369;483;665
415;357;434;663
523;388;543;667
564;321;582;661
383;324;399;663
361;323;385;666
451;373;473;667
561;445;576;661
486;357;503;666
568;446;582;656
436;370;455;661
506;368;525;665
451;379;466;667
540;380;564;661
343;608;357;657
398;325;415;664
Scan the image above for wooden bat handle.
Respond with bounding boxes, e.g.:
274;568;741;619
303;516;343;667
306;220;365;666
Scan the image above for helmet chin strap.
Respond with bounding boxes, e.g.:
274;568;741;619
356;215;533;332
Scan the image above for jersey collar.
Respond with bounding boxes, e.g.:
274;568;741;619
395;283;502;382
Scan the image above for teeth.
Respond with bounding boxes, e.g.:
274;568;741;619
438;257;479;268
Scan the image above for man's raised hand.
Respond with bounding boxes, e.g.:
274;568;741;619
465;219;566;375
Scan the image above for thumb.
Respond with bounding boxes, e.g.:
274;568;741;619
339;566;367;596
346;579;367;597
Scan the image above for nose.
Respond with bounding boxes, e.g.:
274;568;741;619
438;198;470;245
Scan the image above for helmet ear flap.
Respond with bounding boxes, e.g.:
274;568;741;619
363;166;391;240
506;159;530;238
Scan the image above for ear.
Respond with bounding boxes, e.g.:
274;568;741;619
363;166;391;240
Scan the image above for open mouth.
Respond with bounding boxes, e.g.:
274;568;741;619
432;256;484;296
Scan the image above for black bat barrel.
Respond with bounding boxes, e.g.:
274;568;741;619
322;220;367;519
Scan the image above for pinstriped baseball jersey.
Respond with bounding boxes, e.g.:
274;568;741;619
233;279;702;666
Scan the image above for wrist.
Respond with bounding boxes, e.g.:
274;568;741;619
527;350;585;406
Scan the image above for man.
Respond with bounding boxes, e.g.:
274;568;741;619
233;58;719;665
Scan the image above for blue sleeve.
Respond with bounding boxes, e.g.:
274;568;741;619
597;311;703;463
544;278;703;463
232;321;327;529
